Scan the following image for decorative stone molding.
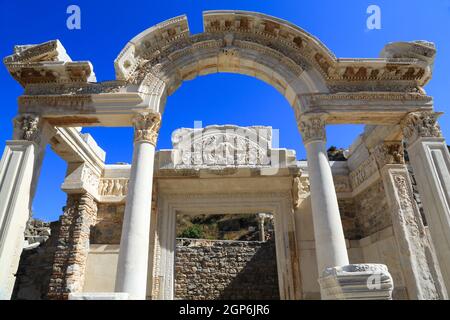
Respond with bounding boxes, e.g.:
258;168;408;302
349;155;379;190
114;11;433;96
371;142;405;169
297;114;327;145
401;111;443;146
390;172;426;237
172;125;272;168
381;41;436;67
319;264;394;300
4;40;96;87
381;166;446;299
99;178;129;197
13;114;42;143
133;112;162;145
48;193;98;300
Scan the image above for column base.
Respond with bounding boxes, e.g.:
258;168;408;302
68;293;129;300
318;264;394;300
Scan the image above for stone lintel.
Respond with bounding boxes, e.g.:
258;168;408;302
297;93;434;125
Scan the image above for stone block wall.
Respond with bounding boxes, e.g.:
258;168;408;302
354;180;392;238
90;203;124;244
12;220;60;300
175;238;279;300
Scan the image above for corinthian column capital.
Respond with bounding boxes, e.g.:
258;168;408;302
132;112;162;145
401;111;443;146
297;113;328;145
13;114;42;143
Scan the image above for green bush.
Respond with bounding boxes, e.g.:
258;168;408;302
180;225;204;239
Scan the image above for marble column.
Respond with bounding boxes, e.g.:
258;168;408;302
0;114;52;300
402;111;450;293
298;114;394;300
115;112;161;300
298;114;349;273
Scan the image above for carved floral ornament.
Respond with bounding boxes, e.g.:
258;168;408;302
297;114;327;145
13;114;41;143
133;112;162;145
401;111;442;144
371;142;405;168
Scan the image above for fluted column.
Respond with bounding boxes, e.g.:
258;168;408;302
401;111;450;293
115;112;161;300
297;114;349;273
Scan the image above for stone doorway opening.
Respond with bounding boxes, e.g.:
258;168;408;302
174;213;279;300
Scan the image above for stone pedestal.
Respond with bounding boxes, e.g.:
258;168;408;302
319;264;394;300
115;113;161;300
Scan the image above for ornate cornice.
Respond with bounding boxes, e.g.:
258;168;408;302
13;114;42;143
401;111;442;145
133;112;162;145
297;114;327;145
371;142;405;169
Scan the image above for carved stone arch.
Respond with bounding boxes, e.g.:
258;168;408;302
113;11;433;118
114;11;336;114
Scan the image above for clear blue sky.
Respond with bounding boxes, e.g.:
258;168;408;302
1;0;449;221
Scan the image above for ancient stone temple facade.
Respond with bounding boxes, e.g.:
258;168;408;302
1;11;450;300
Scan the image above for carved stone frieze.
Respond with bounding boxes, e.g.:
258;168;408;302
18;95;93;108
99;179;129;197
81;166;100;194
349;155;379;190
172;125;272;168
23;81;128;96
133;112;162;145
111;11;434;98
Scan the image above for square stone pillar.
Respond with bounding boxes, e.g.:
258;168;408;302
402;112;450;294
0;114;53;300
371;140;446;299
